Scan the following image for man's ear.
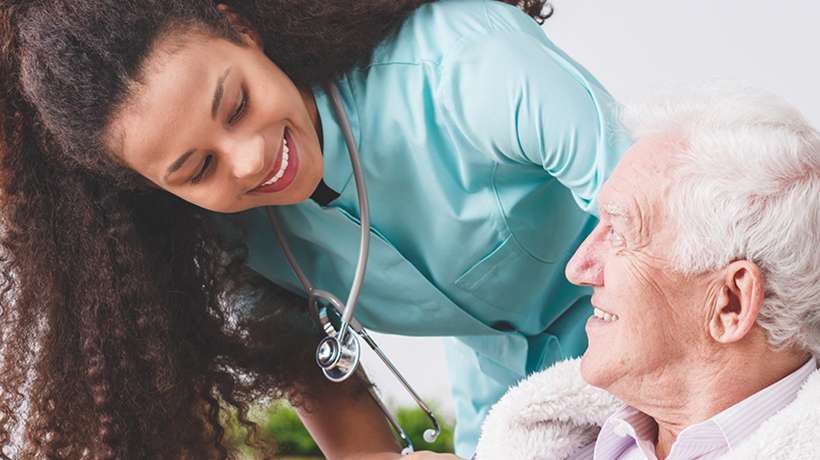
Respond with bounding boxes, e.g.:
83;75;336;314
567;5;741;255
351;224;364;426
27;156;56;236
708;260;765;344
216;3;263;49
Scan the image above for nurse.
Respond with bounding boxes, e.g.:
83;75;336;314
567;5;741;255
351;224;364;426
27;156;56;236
2;0;629;458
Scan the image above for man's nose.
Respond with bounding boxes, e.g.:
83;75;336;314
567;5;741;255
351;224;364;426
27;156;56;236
565;231;605;287
227;134;267;180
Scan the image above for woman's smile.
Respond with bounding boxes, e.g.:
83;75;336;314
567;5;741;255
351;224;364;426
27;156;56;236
250;127;300;194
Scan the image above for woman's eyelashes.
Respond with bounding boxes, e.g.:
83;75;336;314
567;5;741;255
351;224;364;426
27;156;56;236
188;88;248;185
190;154;213;184
228;87;248;125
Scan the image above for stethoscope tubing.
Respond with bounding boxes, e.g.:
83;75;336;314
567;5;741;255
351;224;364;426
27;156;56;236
326;82;371;345
362;330;442;443
264;82;440;454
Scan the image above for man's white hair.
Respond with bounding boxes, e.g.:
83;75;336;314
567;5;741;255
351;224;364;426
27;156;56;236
621;83;820;357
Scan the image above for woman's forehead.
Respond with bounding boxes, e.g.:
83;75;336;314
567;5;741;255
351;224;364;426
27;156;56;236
109;36;238;156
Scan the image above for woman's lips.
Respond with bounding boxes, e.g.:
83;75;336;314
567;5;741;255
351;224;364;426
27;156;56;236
250;128;299;194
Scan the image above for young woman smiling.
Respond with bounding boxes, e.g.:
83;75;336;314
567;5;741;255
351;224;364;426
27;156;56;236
0;0;630;458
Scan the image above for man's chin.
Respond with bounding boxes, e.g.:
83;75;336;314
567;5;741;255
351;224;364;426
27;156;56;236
579;351;618;390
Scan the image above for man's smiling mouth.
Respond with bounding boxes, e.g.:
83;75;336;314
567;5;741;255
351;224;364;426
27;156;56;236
592;307;619;322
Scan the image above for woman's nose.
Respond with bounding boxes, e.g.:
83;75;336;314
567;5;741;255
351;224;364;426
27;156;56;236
565;231;605;287
227;134;267;180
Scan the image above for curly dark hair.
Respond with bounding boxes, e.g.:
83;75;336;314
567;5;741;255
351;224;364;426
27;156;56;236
0;0;552;458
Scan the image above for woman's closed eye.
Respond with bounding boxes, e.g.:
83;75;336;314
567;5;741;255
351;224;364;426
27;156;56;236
189;88;248;184
190;154;213;184
229;87;248;125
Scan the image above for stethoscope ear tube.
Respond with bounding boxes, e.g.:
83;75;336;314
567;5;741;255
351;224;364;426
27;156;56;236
357;328;442;444
326;82;371;346
265;82;440;455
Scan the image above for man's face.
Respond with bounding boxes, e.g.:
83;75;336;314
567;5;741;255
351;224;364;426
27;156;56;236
565;134;719;398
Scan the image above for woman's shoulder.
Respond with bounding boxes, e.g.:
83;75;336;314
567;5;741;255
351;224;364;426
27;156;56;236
369;0;545;68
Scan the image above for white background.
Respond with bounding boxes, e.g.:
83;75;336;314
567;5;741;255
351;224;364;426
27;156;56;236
362;0;820;418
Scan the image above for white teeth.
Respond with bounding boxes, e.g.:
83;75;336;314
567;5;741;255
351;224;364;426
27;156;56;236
260;137;291;187
593;307;619;322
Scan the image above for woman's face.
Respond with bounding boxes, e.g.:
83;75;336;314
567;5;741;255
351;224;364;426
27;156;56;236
107;29;324;213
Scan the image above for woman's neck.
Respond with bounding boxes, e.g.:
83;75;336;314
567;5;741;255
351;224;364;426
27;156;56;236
300;87;323;148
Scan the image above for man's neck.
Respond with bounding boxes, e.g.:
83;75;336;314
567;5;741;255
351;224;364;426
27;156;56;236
621;347;808;460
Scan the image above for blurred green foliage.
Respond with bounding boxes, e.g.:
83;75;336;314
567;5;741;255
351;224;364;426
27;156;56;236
259;403;321;456
225;401;454;457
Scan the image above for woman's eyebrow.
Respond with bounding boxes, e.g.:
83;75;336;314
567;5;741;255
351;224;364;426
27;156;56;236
165;149;196;182
211;67;232;120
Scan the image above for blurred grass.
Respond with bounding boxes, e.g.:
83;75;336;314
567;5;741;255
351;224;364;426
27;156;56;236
225;401;454;458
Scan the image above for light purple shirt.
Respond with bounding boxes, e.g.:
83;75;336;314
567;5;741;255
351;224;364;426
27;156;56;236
569;358;817;460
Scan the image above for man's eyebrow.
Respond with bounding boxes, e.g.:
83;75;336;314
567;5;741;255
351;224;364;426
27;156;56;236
211;67;232;120
601;203;632;219
164;149;196;182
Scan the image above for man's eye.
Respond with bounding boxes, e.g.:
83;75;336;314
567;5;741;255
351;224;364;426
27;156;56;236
190;155;213;184
229;89;248;125
605;226;625;246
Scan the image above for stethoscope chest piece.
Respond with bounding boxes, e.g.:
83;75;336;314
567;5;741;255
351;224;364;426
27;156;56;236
316;331;361;383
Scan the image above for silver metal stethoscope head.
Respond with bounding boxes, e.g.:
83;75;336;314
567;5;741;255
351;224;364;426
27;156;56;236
263;82;441;454
315;331;360;382
309;289;362;383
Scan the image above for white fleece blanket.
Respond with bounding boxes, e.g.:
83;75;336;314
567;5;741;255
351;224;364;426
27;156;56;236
475;358;820;460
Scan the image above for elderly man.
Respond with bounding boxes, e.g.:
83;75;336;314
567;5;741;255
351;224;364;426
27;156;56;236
475;86;820;460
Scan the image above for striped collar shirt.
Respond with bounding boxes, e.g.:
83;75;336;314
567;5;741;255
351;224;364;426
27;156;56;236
569;357;817;460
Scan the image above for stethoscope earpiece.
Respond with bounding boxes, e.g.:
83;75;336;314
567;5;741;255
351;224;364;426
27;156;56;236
423;428;438;444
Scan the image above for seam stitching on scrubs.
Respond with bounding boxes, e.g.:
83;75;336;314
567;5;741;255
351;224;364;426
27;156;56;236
426;9;578;264
362;10;470;71
431;30;558;264
363;59;441;69
490;161;556;264
483;0;502;32
440;27;612;216
332;76;361;196
483;1;494;30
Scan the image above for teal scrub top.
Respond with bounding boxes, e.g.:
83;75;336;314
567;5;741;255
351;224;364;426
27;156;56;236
221;0;631;456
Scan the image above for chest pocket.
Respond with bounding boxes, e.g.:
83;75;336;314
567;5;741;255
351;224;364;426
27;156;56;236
453;232;572;328
244;202;498;337
235;204;584;384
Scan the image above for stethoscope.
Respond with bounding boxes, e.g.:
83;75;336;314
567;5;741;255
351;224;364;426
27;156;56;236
265;83;440;455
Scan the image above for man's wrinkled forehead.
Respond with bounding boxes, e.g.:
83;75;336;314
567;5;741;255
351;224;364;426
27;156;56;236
623;132;683;176
598;133;685;223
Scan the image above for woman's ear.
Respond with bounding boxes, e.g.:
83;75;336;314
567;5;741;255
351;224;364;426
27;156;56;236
216;3;263;49
708;260;765;344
